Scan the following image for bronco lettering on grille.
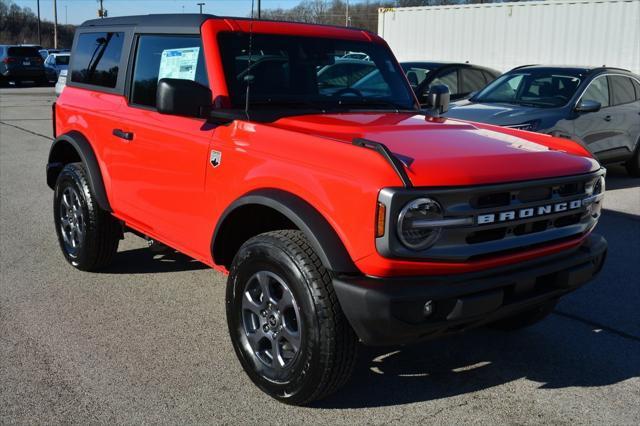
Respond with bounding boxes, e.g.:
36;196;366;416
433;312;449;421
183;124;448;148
477;199;584;225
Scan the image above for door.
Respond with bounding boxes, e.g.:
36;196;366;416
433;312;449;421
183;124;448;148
607;75;640;159
573;75;620;159
107;34;215;255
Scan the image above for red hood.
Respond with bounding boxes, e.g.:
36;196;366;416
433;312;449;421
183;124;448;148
268;113;600;186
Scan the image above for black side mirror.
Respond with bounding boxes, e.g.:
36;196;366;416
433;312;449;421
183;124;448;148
156;78;212;118
424;84;450;117
575;99;601;113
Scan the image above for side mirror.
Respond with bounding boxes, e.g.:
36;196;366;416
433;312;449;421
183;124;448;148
156;78;212;118
424;84;450;117
575;99;601;114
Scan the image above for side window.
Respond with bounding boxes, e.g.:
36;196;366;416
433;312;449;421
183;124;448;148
431;69;458;94
633;79;640;100
609;76;635;105
582;77;609;107
482;71;497;84
461;68;487;93
131;35;208;108
71;32;124;88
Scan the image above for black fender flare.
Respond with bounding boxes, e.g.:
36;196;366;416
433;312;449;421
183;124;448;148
47;131;112;212
211;189;359;274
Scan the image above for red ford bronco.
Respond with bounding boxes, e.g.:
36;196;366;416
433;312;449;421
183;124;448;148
48;14;607;405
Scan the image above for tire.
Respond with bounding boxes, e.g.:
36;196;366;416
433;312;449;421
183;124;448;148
625;140;640;177
226;230;358;405
53;162;120;271
488;299;557;331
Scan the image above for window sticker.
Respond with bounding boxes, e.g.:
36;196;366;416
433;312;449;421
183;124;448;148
158;47;200;81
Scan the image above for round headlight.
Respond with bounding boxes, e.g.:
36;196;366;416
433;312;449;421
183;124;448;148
586;176;606;196
397;198;443;250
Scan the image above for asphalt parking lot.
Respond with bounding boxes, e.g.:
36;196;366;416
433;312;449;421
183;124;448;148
1;86;639;424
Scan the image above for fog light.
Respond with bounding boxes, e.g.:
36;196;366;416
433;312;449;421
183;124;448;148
423;300;434;317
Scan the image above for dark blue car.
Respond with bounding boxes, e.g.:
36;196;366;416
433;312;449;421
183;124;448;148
446;66;640;176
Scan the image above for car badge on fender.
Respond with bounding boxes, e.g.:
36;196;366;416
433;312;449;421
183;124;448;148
210;150;222;168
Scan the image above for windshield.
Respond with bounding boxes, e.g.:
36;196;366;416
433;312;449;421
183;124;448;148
218;33;417;111
473;70;583;108
54;55;70;65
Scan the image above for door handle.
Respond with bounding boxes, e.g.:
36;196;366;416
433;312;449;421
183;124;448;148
112;129;134;141
603;115;612;122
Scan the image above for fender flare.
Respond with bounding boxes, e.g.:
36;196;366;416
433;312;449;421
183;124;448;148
46;131;112;212
211;189;359;274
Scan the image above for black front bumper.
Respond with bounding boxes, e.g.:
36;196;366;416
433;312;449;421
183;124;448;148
333;234;607;346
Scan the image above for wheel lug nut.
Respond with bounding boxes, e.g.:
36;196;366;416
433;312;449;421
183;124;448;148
263;324;269;332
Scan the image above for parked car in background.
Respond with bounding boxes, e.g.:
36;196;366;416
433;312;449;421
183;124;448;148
39;48;70;60
317;58;376;95
0;45;46;86
55;69;67;96
445;66;640;176
44;53;70;83
401;61;500;103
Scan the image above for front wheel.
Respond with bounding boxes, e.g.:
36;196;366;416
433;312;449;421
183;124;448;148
226;230;358;405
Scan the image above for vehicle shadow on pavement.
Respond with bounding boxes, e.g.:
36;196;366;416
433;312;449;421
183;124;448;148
604;165;639;190
315;319;640;409
316;197;640;409
100;248;208;274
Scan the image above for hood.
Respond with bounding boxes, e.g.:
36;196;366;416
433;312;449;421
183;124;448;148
445;101;561;126
268;113;598;187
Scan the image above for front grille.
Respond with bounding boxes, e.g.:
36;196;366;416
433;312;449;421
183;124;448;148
377;170;605;261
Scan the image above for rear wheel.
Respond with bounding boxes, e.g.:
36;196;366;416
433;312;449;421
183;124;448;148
226;230;357;405
488;299;557;331
625;141;640;177
53;162;121;271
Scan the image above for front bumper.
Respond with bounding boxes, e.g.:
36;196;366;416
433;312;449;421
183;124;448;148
333;233;607;346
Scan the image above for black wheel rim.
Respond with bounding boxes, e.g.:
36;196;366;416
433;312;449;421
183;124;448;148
59;186;85;257
240;270;302;381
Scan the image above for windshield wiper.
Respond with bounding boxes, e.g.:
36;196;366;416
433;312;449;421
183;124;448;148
247;99;327;111
333;98;416;111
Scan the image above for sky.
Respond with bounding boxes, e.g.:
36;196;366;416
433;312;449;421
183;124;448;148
12;0;360;25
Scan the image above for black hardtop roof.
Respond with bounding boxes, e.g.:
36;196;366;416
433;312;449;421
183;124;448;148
79;13;216;28
78;13;374;35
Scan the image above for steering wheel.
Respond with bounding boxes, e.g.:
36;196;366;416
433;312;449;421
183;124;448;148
333;87;364;98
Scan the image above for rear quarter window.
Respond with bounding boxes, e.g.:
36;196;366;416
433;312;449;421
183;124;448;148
71;32;125;89
609;75;636;105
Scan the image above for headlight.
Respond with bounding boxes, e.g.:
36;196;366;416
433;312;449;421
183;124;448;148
584;176;605;218
585;176;605;196
397;198;443;250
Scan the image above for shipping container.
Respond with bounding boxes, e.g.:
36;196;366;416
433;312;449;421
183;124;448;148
378;0;640;75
